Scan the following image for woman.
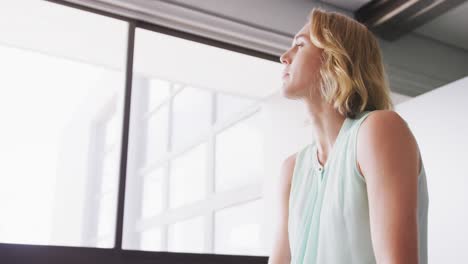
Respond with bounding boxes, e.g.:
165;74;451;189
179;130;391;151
268;8;429;264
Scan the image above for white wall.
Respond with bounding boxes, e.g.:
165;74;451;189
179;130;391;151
396;76;468;263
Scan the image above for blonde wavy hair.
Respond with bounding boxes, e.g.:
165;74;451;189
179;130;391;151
307;8;393;118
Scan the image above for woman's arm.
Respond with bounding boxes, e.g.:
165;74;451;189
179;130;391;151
357;110;421;264
268;154;296;264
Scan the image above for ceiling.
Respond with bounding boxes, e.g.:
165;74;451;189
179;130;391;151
321;0;370;11
413;0;468;52
321;0;468;52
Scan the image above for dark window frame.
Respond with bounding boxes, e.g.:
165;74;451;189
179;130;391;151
0;0;278;263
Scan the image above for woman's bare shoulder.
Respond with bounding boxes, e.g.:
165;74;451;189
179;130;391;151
357;110;420;181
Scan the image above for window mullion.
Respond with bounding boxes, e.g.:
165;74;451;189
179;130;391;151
114;21;136;250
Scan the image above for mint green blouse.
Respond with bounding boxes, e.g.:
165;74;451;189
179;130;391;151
288;110;429;264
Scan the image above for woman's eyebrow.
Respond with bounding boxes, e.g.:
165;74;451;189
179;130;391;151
291;34;308;47
294;34;307;41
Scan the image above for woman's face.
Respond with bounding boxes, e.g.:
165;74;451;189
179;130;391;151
280;23;324;100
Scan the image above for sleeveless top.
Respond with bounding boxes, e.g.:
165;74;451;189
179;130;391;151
288;110;429;264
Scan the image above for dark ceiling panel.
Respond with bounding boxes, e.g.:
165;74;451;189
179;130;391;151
355;0;467;41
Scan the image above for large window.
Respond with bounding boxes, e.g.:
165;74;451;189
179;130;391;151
0;0;283;263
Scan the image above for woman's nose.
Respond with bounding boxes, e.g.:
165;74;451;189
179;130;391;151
280;52;290;64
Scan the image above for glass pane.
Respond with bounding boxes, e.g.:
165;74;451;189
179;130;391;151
172;86;212;151
97;236;114;248
132;28;282;98
101;147;120;194
98;193;118;239
216;93;256;123
141;168;165;219
215;112;264;192
214;199;265;256
170;144;207;209
146;105;169;165
125;27;280;255
168;216;205;253
105;106;121;149
140;226;163;252
149;78;171;110
0;0;127;247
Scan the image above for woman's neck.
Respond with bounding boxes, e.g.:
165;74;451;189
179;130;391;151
304;100;345;165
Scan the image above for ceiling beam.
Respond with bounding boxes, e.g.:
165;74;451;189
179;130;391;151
355;0;467;41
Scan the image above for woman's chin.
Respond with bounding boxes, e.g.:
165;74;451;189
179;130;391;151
281;88;299;99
